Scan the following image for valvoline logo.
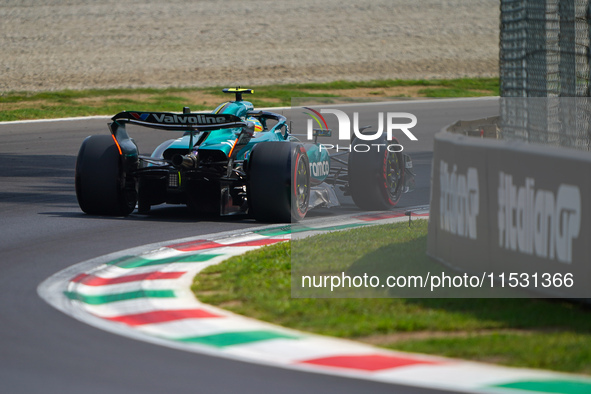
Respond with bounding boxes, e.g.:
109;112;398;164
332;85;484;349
130;113;150;121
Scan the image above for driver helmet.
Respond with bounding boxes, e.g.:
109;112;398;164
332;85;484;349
246;116;263;132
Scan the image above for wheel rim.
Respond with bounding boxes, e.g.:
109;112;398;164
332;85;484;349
385;151;402;202
293;152;309;216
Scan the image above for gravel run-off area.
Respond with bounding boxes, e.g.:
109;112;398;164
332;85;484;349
0;0;500;92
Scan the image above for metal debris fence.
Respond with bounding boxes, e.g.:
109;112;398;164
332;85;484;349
500;0;591;150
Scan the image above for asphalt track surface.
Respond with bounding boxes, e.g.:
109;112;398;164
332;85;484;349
0;98;498;394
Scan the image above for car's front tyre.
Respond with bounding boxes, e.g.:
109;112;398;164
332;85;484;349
348;136;404;210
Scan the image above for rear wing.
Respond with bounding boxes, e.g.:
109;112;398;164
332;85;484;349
111;111;246;132
109;110;254;160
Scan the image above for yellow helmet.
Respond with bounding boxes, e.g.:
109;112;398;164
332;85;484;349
247;116;263;132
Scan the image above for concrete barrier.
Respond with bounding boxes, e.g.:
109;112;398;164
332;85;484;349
428;121;591;298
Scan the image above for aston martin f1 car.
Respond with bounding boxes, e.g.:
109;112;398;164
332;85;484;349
75;88;415;222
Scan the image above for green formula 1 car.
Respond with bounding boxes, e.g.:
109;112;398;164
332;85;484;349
75;88;415;222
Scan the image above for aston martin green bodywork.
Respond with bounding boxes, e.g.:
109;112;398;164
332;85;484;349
75;88;413;222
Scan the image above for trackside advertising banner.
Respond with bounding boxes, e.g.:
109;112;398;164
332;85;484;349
290;98;589;298
429;128;591;299
427;133;490;276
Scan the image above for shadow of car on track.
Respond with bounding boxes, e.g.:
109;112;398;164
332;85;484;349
39;205;263;224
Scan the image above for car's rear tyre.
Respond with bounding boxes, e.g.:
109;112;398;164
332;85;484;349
75;135;137;216
247;142;310;223
348;136;404;210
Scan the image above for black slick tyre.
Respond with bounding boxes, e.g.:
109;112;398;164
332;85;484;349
247;141;310;223
75;135;137;216
348;136;404;210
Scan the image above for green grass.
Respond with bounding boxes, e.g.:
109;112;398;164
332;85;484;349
0;78;499;121
192;220;591;374
393;332;591;373
0;88;213;122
